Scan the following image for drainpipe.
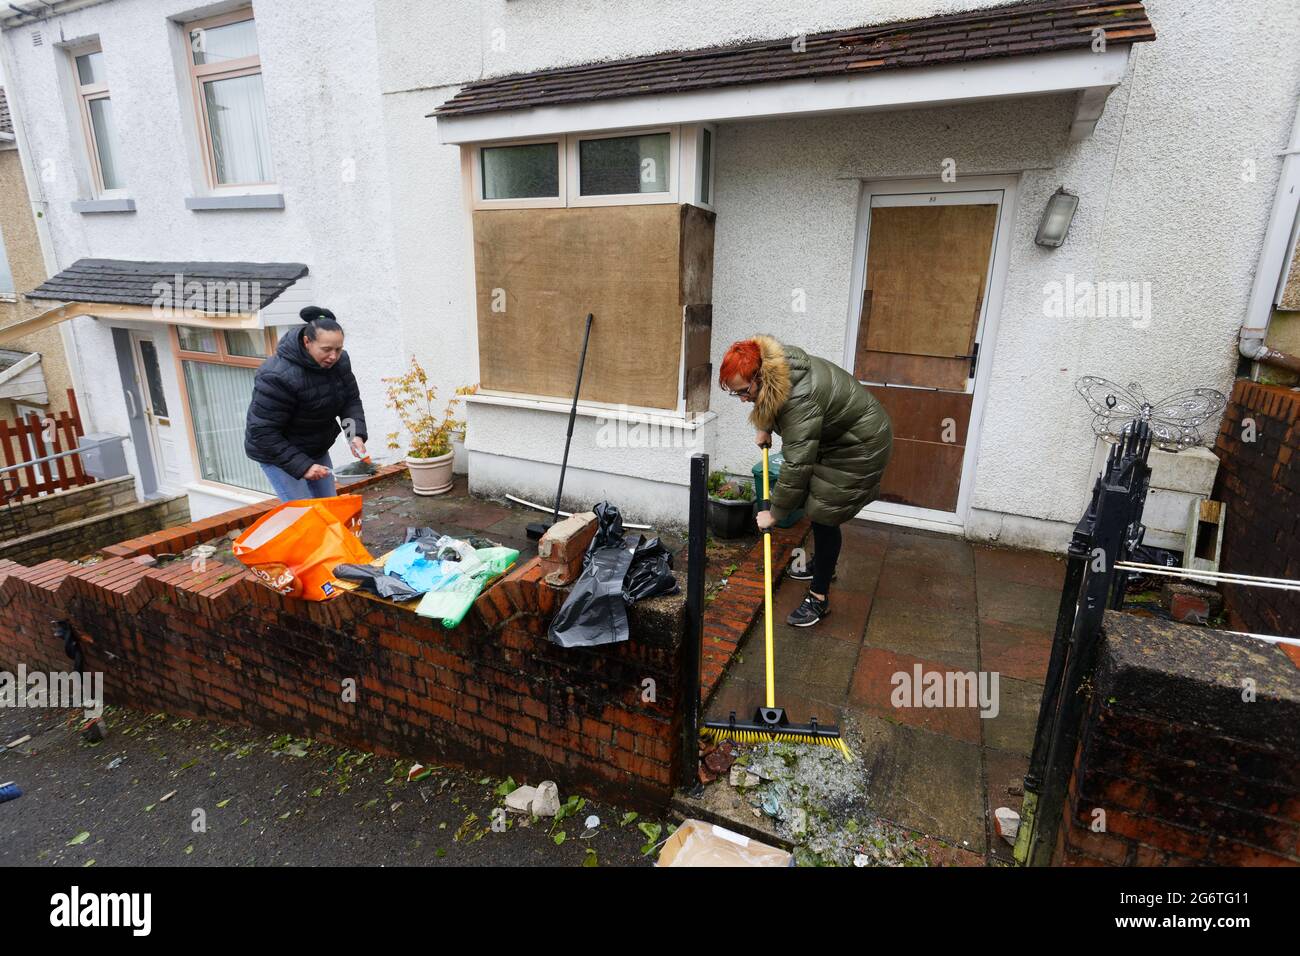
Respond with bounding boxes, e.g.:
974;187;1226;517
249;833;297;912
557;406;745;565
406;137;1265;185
1240;95;1300;375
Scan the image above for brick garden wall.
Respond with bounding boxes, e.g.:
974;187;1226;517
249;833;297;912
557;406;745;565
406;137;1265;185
1054;612;1300;866
0;468;689;811
1213;380;1300;636
0;476;190;564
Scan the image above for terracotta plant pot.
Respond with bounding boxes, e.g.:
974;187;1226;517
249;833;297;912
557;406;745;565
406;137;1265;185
406;451;454;496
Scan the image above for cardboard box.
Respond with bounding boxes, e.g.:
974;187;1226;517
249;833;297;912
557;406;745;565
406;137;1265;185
656;819;793;867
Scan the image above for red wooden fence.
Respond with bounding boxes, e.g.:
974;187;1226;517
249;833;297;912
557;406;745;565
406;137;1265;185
0;388;93;504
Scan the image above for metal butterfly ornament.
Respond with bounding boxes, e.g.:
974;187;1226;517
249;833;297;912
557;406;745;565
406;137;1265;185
1075;376;1227;452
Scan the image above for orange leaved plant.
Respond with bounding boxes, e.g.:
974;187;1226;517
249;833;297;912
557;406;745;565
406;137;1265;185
383;357;465;459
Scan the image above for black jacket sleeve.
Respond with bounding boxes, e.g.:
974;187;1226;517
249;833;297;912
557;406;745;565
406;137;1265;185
337;357;367;443
246;368;316;479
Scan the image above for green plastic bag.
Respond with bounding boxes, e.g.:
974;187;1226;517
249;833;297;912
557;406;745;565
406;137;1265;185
415;547;519;628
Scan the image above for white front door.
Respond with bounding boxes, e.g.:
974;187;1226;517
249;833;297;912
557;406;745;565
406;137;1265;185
844;175;1019;533
130;332;182;491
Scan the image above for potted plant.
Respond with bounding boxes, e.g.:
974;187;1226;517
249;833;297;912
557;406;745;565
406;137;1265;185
449;383;478;475
384;357;464;496
707;470;755;539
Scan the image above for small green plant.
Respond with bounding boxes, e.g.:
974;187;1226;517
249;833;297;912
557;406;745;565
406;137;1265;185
707;470;754;501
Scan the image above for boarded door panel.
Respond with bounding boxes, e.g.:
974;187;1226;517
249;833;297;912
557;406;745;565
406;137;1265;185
854;203;997;389
868;386;973;511
473;205;685;409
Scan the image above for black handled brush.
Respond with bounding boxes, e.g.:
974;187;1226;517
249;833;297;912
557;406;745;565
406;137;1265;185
527;313;594;541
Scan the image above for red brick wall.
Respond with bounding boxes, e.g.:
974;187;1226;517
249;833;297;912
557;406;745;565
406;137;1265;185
1053;613;1299;866
0;501;687;810
1213;380;1300;635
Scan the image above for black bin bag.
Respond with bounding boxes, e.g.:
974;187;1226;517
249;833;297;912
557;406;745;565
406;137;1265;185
547;502;679;648
334;563;422;602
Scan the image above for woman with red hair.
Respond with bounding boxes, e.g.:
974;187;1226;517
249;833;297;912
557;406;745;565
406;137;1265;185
720;335;892;627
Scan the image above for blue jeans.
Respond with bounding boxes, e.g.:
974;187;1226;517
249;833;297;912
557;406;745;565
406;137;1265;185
259;452;336;502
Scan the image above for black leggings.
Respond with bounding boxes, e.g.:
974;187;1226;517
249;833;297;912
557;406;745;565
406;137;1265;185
810;521;842;596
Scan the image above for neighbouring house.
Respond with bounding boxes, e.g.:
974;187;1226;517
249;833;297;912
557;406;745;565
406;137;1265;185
0;0;404;518
2;0;1298;550
0;86;76;428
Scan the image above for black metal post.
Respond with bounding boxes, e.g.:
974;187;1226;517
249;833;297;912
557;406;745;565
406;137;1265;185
680;452;708;790
551;313;594;525
1017;422;1153;865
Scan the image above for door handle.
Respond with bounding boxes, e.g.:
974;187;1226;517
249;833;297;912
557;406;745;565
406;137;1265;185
952;342;980;380
125;389;138;419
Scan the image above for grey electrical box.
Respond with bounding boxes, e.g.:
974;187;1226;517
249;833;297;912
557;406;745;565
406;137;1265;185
77;434;129;480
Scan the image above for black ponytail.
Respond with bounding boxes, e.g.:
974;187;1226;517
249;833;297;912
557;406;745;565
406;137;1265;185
301;305;343;340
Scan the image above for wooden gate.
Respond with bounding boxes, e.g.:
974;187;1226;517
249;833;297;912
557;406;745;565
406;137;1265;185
0;388;94;505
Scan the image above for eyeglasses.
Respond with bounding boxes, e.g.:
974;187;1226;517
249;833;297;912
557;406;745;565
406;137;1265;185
724;381;754;398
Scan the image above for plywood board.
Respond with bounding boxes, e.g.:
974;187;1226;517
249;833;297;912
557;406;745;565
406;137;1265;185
855;204;996;388
867;385;972;512
855;349;969;391
473;205;684;409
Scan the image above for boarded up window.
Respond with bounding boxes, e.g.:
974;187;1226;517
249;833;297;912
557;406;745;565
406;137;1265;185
473;204;713;410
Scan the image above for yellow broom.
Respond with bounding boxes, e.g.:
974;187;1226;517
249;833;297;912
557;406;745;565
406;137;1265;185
702;446;852;760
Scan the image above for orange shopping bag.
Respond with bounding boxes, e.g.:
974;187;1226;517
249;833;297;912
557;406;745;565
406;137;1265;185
233;495;373;601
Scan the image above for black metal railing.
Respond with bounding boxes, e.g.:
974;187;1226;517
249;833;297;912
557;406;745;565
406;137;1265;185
1015;421;1153;865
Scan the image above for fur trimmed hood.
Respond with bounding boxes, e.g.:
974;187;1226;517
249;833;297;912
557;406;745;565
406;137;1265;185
749;334;790;430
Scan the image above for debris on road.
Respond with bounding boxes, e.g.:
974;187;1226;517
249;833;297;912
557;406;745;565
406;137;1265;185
531;780;561;817
994;807;1020;845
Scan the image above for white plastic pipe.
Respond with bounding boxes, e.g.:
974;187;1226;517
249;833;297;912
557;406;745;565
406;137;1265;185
505;493;652;530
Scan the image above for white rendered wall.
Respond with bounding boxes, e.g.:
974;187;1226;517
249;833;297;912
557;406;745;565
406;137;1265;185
465;400;716;527
1;0;405;515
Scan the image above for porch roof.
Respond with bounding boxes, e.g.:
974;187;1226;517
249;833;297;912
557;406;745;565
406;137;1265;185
0;258;309;347
26;258;308;312
434;0;1154;143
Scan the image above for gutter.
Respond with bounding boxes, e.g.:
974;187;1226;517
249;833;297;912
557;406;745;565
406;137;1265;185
1240;95;1300;374
0;0;111;29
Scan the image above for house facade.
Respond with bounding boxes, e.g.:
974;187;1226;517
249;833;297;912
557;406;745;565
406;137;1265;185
378;0;1300;547
0;87;76;427
2;0;1298;549
0;0;404;518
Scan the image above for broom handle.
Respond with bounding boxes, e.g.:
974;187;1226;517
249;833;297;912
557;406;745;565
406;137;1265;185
762;445;775;709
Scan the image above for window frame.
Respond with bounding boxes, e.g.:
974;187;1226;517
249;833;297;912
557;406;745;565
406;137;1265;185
171;324;277;494
185;7;275;190
566;126;679;207
469;136;567;210
69;40;125;197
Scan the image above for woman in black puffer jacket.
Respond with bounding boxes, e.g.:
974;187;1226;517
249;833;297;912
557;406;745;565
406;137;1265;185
244;306;368;500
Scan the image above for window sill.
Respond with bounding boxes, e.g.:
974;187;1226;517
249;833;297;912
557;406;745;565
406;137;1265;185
185;479;274;506
71;198;137;214
185;194;285;211
466;391;715;429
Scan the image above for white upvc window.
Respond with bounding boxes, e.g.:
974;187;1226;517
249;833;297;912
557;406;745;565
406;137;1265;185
70;40;126;194
186;8;276;188
468;124;713;210
470;137;566;209
566;126;678;206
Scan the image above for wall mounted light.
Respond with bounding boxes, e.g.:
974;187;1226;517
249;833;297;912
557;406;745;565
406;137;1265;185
1035;187;1079;248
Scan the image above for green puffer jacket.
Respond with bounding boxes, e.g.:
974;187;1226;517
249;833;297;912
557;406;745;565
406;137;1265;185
749;335;893;526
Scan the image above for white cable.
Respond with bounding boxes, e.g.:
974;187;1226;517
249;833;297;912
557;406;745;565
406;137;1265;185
504;494;652;531
1115;562;1300;593
1220;630;1300;648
